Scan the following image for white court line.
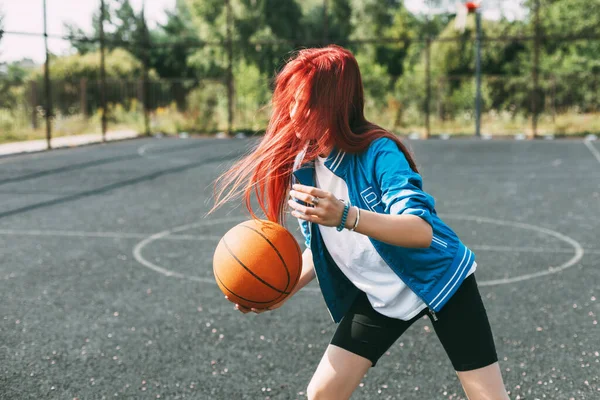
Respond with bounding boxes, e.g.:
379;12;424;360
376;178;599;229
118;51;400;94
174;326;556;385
132;217;321;292
444;215;585;286
584;140;600;164
0;217;590;289
471;244;600;254
137;144;151;156
0;229;221;241
0;148;72;165
1;228;598;255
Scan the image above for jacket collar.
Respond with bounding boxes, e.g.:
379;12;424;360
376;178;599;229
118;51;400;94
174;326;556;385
292;145;348;186
322;147;347;175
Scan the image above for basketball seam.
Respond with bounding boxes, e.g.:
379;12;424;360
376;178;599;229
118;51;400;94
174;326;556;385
214;269;282;304
238;224;292;291
279;224;303;290
221;237;292;295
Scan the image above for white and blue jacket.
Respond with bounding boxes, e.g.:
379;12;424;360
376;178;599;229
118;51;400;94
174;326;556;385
292;137;476;323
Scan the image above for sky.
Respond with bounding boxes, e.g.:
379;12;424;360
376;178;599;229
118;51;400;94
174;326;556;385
0;0;527;64
0;0;176;63
405;0;527;20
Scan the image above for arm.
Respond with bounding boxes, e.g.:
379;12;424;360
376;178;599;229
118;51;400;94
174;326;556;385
291;248;317;295
345;206;432;248
288;187;432;248
289;138;435;248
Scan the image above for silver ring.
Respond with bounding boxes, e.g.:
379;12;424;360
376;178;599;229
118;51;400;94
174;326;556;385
311;196;320;206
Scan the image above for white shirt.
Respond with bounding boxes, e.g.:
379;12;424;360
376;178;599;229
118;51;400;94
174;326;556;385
314;156;475;320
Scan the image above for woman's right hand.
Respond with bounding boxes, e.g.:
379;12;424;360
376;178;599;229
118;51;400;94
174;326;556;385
226;296;288;314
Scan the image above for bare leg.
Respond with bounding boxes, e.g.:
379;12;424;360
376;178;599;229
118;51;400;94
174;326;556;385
307;344;372;400
456;362;510;400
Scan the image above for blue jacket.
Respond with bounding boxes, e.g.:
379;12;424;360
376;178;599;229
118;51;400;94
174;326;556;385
292;137;476;323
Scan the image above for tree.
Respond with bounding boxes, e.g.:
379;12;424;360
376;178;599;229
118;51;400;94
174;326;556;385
0;63;29;109
532;0;600;112
65;0;145;56
65;0;199;80
149;0;199;79
185;0;304;77
28;49;156;115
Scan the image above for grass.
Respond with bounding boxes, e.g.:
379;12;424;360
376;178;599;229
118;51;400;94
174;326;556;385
1;105;598;144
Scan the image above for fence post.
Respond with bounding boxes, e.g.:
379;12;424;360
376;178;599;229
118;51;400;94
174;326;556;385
42;0;52;150
141;2;151;137
424;37;431;140
474;9;482;138
551;76;556;123
530;0;540;139
323;0;329;45
30;81;38;129
225;0;234;136
80;78;88;117
99;0;107;142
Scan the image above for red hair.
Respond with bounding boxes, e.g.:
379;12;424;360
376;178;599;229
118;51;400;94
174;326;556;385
211;45;418;223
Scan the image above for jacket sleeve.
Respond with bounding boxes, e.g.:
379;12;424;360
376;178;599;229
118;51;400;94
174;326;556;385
371;138;435;226
297;219;311;248
292;167;312;248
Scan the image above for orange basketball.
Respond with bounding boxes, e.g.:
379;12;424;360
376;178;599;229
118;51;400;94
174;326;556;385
213;219;302;310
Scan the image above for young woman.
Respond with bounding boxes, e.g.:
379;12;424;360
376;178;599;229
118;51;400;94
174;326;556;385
212;45;509;400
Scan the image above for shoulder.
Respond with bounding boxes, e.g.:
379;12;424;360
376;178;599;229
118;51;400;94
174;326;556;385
367;136;395;152
366;136;410;169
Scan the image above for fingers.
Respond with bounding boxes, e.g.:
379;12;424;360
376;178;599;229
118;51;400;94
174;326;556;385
226;296;269;314
288;189;316;204
292;184;330;199
291;210;317;222
234;303;252;314
287;199;319;215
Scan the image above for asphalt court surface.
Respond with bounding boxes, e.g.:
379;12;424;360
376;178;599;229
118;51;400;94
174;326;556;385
0;137;599;399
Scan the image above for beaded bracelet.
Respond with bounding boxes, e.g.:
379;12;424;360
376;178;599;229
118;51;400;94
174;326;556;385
336;201;350;232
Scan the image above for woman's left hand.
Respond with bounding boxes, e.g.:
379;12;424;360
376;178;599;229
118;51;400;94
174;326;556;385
288;184;346;227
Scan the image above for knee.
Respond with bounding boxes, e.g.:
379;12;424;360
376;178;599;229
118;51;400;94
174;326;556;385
306;380;329;400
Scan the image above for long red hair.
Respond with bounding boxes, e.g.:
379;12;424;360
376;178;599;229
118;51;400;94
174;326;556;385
211;45;418;223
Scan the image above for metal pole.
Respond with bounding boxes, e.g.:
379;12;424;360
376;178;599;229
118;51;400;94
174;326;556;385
474;9;482;138
323;0;329;45
30;81;38;129
141;1;150;136
42;0;52;150
80;78;87;117
225;0;234;136
530;0;540;139
424;38;431;139
99;0;107;142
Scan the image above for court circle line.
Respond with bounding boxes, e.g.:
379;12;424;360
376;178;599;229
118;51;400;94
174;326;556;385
132;216;322;293
442;214;584;286
132;215;584;289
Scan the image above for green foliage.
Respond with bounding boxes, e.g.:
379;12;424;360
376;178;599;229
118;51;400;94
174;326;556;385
355;53;391;109
65;0;198;81
4;0;599;142
64;0;144;55
0;63;29;108
29;48;150;82
149;1;199;79
25;49;155;117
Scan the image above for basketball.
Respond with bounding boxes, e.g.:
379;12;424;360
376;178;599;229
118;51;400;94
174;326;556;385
213;219;302;310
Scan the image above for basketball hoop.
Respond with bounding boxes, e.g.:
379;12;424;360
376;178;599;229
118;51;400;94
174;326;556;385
455;1;481;32
466;2;479;12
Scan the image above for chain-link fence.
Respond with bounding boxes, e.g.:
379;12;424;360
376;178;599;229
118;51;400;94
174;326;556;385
0;0;598;149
